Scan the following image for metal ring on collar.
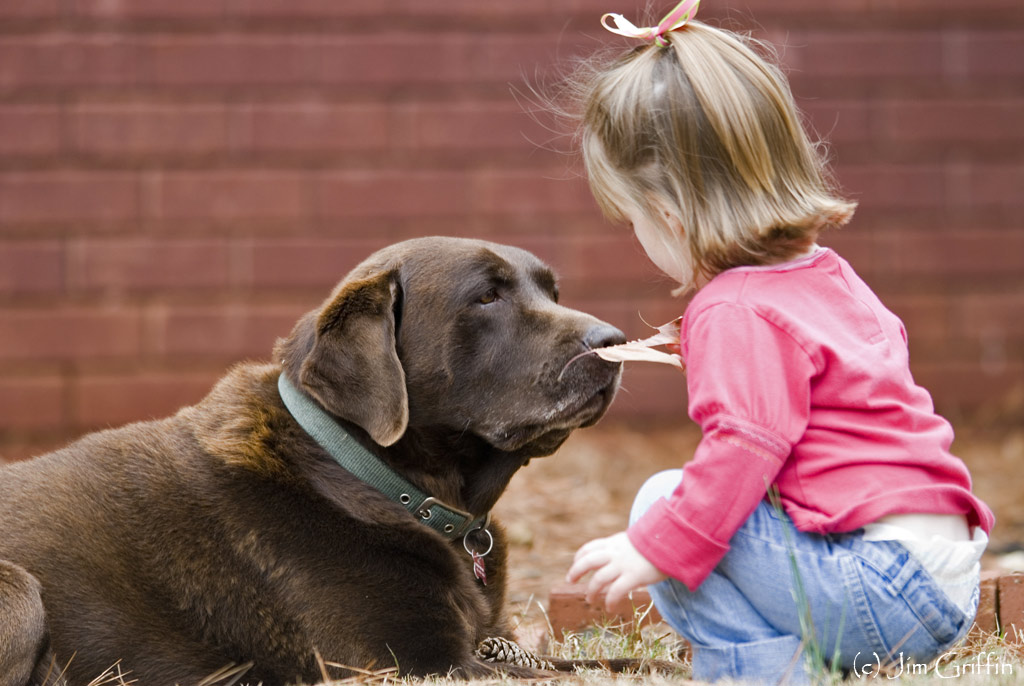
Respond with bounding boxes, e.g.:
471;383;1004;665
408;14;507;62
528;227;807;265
463;526;494;558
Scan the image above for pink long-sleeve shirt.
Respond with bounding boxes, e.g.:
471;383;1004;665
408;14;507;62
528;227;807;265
627;247;994;592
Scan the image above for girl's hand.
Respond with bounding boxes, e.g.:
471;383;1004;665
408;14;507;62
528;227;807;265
565;531;668;610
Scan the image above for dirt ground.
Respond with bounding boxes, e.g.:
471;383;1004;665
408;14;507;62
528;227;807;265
493;417;1024;622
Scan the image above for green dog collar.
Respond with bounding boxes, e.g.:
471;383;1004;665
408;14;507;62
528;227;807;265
277;373;489;540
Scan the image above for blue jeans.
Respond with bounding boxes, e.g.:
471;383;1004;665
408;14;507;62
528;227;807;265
630;470;978;685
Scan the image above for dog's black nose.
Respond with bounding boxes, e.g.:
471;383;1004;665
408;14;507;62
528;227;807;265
584;324;627;350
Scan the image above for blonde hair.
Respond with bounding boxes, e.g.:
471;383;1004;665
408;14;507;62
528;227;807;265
575;20;856;291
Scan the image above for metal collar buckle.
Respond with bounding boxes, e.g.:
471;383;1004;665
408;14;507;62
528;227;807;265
415;496;481;538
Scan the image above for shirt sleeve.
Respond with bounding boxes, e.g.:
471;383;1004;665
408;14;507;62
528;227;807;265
627;301;817;591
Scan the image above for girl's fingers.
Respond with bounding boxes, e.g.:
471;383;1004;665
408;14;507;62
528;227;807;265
584;561;623;605
567;554;607;584
584;566;615;605
569;531;666;606
604;574;639;610
571;536;608;563
566;553;599;583
566;541;611;583
565;560;587;584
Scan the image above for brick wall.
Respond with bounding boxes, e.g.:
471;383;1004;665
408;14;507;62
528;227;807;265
1;1;1022;460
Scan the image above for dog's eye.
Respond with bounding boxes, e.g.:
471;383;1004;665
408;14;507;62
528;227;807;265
478;288;499;305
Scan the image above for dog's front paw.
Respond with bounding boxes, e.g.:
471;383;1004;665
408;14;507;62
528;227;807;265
475;636;555;671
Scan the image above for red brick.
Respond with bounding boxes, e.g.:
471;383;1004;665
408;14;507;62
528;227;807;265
874;0;1024;13
836;165;946;209
146;35;320;86
471;34;585;81
0;436;71;464
245;238;389;289
395;101;548;151
0;37;67;91
969;571;1001;638
914;361;1024;416
73;0;227;18
0;376;64;431
745;0;871;13
882;229;1024;278
440;0;574;15
560;233;662;285
882;100;1024;143
225;0;382;17
817;232;878;277
72;103;228;157
149;305;305;360
148;171;308;222
0;308;141;362
318;171;470;218
954;293;1024;339
907;327;1024;372
473;171;596;215
998;573;1024;643
71;372;216;429
548;583;662;635
0;106;61;156
319;34;578;86
225;0;560;18
884;294;951;343
604;364;688;424
0;172;139;225
798;100;870;146
794;32;944;77
320;35;471;86
0;0;60;18
230;103;390;153
73;35;146;86
68;239;231;293
318;170;594;219
0;241;63;296
964;31;1024;77
0;35;145;90
963;165;1024;209
68;35;144;86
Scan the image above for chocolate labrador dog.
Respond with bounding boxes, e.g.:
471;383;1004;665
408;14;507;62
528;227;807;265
0;237;625;686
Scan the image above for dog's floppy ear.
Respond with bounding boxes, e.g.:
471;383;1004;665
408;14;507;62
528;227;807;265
280;268;408;447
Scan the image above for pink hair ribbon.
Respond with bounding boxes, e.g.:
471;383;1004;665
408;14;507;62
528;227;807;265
601;0;700;47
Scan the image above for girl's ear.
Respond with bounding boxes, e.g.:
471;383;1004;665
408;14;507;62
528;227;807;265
649;194;684;236
641;195;695;296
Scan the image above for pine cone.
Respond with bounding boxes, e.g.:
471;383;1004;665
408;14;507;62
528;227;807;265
475;636;555;670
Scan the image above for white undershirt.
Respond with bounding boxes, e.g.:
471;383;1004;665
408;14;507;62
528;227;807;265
862;514;987;613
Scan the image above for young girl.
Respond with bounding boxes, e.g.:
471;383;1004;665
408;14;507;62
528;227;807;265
564;2;994;683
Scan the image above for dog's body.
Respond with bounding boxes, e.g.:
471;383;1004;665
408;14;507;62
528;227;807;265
0;237;624;686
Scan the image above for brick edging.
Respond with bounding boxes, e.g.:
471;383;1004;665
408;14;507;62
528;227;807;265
986;571;1024;642
548;572;1024;642
547;583;662;635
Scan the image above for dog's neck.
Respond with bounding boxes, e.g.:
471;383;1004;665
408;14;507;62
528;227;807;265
383;428;530;517
279;372;517;538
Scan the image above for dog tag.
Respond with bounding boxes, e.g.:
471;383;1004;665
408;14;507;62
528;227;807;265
472;551;487;585
464;525;492;586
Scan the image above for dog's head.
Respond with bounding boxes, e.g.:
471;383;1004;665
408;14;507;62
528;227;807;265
276;237;624;457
